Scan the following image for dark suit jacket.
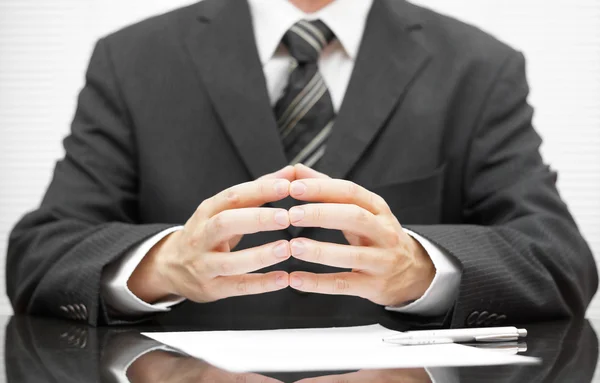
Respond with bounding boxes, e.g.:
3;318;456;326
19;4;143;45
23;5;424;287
6;0;597;327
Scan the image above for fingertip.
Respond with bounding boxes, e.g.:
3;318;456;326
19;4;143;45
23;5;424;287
290;273;304;288
290;180;307;197
273;240;291;259
275;272;289;287
293;163;308;175
273;179;291;197
276;165;296;181
288;206;305;224
290;238;306;256
274;209;291;227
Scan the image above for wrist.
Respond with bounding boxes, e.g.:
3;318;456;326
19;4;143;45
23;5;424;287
128;231;179;304
407;237;436;301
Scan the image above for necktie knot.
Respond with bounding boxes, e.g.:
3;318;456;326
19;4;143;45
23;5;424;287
282;20;335;63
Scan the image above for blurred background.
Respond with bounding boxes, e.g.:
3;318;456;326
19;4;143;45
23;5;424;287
1;0;599;322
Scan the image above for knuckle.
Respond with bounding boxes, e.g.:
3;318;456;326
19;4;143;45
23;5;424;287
314;181;323;196
334;277;350;293
189;257;207;277
210;214;226;232
353;250;366;268
313;244;323;264
198;282;217;302
220;260;233;275
260;275;269;291
236;276;248;294
382;228;400;246
346;181;360;197
224;187;241;207
255;209;269;228
374;194;390;212
184;231;202;249
257;181;268;197
312;206;324;221
354;207;369;223
196;199;210;214
257;247;269;268
389;251;404;270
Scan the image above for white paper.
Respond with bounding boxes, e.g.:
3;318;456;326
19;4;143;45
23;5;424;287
143;324;539;373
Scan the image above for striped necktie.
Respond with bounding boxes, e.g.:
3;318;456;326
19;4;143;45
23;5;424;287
274;20;335;167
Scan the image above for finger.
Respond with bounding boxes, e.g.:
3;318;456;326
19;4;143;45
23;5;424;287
258;165;296;181
198;178;291;218
203;208;290;247
288;204;390;246
289;271;369;298
294;163;330;179
207;363;285;383
204;240;291;277
294;371;367;383
290;238;389;272
232;373;284;383
289;178;389;215
211;271;289;299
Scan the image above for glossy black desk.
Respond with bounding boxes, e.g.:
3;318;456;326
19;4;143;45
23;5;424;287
2;315;598;382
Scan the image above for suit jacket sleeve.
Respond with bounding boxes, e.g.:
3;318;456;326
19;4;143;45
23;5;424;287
6;38;174;326
407;52;598;327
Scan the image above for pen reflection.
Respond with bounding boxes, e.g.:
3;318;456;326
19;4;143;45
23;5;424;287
127;351;432;383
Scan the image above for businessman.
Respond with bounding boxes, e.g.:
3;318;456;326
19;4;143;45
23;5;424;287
6;0;598;328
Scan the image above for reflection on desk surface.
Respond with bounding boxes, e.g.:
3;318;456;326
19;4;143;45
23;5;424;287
4;316;598;382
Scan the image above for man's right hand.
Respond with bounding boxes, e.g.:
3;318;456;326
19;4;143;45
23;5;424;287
128;166;296;304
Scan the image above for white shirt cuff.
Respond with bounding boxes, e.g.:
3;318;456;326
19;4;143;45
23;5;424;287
103;333;176;383
385;229;461;316
101;226;185;316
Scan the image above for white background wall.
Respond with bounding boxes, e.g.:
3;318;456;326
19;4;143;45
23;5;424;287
1;0;599;318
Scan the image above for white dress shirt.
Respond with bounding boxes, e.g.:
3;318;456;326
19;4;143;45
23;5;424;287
101;0;461;318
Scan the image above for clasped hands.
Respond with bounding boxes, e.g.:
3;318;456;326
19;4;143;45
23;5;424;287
129;164;435;308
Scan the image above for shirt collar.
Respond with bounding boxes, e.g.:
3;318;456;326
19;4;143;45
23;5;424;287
248;0;374;65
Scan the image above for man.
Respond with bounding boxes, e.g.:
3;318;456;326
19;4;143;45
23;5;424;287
6;0;597;328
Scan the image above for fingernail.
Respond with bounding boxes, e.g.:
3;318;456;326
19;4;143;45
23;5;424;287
274;210;289;227
291;276;303;288
290;240;306;256
276;275;288;287
273;242;289;258
290;181;307;196
273;180;289;196
289;207;305;223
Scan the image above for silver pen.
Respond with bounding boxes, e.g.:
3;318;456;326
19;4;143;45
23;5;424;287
382;326;527;345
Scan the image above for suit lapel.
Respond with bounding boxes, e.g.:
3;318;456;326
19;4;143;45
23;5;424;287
181;0;431;237
183;0;288;181
318;0;432;180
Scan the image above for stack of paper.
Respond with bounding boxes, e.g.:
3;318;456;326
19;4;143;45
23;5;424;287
143;324;538;373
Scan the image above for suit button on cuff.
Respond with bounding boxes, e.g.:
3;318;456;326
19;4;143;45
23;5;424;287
485;313;497;326
476;311;489;326
466;311;479;326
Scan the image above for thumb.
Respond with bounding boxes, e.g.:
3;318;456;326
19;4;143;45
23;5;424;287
294;163;331;179
257;165;296;181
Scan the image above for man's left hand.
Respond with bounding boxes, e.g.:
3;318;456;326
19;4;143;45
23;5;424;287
287;165;435;307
